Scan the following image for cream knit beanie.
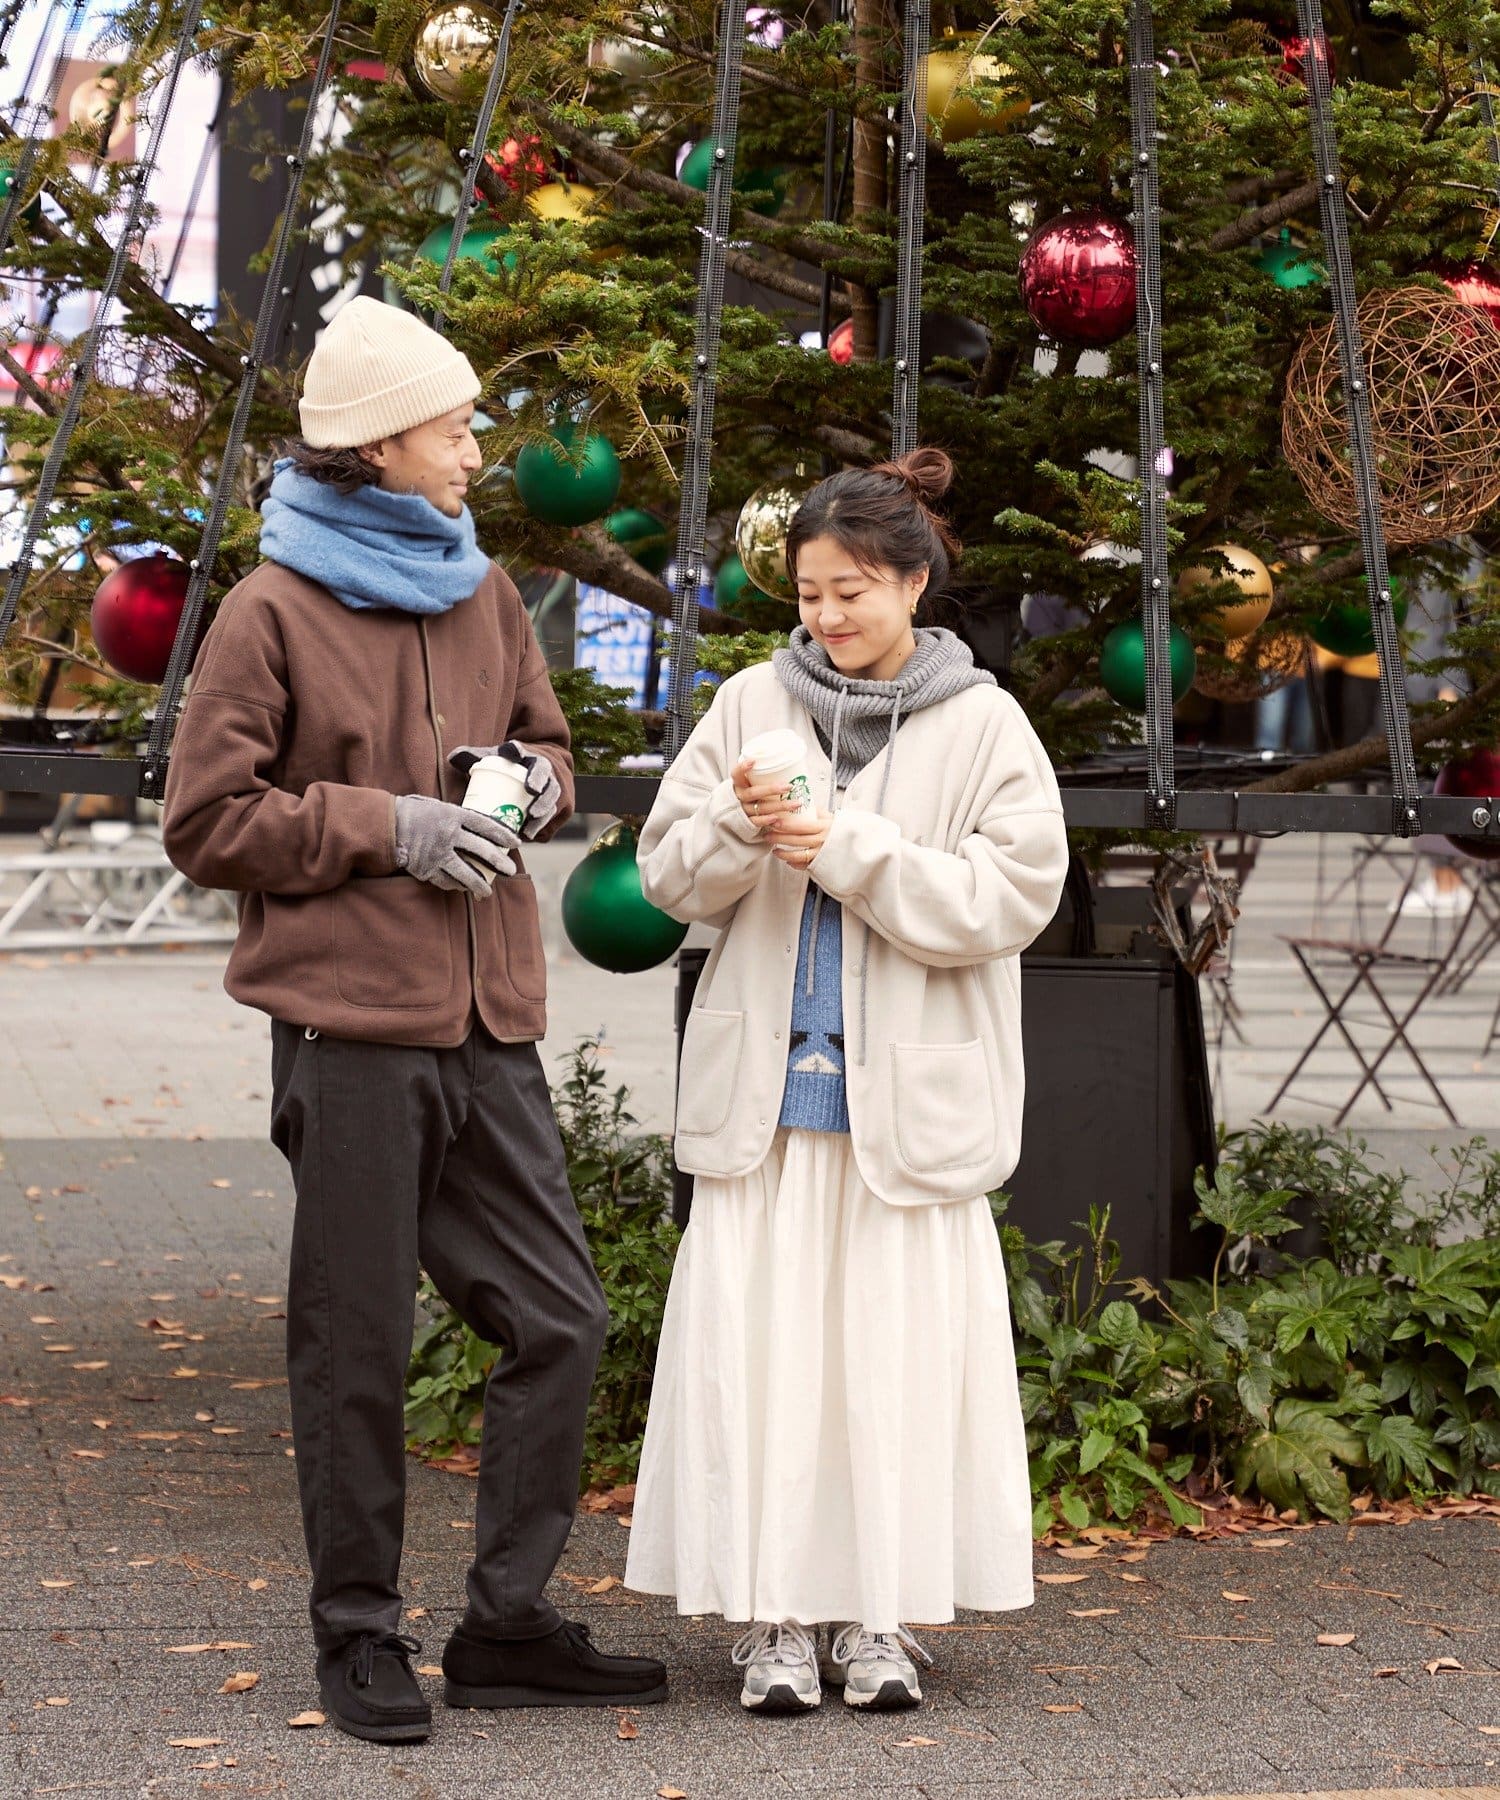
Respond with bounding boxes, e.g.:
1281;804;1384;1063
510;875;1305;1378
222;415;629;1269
298;297;481;448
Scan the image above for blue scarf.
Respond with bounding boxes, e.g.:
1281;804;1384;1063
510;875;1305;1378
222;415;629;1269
258;459;491;615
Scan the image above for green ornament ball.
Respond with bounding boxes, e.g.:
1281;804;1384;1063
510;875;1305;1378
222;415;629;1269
514;425;622;527
1309;586;1409;658
561;821;688;974
1258;226;1324;290
1098;620;1197;711
713;552;754;616
678;139;788;217
605;507;671;575
0;158;42;226
418;219;516;274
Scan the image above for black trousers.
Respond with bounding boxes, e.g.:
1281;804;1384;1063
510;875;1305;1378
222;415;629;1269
269;1020;609;1651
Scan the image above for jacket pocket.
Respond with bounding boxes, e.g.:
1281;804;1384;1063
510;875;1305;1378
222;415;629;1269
494;872;547;1003
332;876;455;1009
676;1008;745;1137
890;1038;995;1174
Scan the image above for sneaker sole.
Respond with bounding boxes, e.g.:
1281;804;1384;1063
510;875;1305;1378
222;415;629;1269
444;1679;669;1710
740;1681;821;1714
844;1678;920;1711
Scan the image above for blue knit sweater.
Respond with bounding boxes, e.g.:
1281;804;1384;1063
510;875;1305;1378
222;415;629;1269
778;886;850;1134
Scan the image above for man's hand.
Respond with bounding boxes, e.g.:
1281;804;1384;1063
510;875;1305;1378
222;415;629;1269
394;795;519;899
447;742;564;840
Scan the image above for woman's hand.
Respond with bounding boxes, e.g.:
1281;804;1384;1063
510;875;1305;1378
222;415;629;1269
732;757;803;837
765;805;833;870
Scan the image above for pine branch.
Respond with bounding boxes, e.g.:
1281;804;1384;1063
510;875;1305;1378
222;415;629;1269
1207;177;1320;253
1244;664;1500;793
0;345;58;415
563;525;742;634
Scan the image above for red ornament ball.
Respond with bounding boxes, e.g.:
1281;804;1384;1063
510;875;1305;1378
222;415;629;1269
90;553;192;683
1437;260;1500;334
1276;34;1336;87
827;317;854;365
1436;749;1500;861
1019;210;1137;347
486;135;548;194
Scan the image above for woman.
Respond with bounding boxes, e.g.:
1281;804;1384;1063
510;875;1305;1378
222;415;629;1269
624;449;1069;1714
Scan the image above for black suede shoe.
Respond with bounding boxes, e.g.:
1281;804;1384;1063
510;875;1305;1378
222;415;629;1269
443;1618;669;1709
317;1631;432;1743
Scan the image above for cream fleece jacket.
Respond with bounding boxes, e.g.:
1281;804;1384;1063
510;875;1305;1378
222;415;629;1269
637;660;1070;1206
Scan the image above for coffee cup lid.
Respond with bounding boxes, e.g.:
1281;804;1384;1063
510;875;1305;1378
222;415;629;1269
742;727;807;770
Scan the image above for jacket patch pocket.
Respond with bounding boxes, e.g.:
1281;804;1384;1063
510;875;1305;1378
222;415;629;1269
890;1038;995;1174
676;1008;745;1137
332;876;455;1009
494;873;547;1003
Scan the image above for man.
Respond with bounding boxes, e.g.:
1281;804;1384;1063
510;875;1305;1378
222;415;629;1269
162;297;666;1743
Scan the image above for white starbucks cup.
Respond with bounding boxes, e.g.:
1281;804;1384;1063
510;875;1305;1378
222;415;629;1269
462;754;533;834
741;727;816;817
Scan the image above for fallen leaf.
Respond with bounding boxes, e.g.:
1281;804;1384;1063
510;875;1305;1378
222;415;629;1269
210;1179;232;1189
30;1315;58;1325
588;1576;621;1595
1318;1633;1357;1648
406;1606;429;1620
617;1716;639;1740
71;1361;108;1371
616;1513;633;1528
1118;1572;1147;1584
252;1296;282;1306
43;1344;77;1353
1222;1591;1252;1602
210;1427;242;1436
893;1735;941;1747
170;1367;200;1379
70;1449;105;1460
246;1579;268;1592
168;1737;222;1749
1068;1608;1120;1619
1055;1546;1102;1561
416;1664;443;1677
1038;1572;1091;1586
91;1419;110;1430
450;1519;473;1530
287;1710;325;1728
1249;1537;1289;1550
218;1672;259;1695
1117;1549;1149;1563
1427;1657;1465;1675
1043;1703;1083;1714
658;1789;688;1799
164;1642;255;1655
128;1558;156;1568
1478;1726;1500;1735
40;1579;74;1589
141;1318;185;1334
195;1411;215;1422
44;1697;70;1707
190;1761;220;1772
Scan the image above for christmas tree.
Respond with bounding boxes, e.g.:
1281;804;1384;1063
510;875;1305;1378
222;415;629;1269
3;0;1500;796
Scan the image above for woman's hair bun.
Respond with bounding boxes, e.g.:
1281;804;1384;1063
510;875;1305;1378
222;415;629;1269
872;447;955;509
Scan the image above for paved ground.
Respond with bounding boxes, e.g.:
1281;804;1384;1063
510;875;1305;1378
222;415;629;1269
4;829;1500;1798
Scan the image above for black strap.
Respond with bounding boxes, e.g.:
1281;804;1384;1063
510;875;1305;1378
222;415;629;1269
0;0;206;654
1295;0;1420;836
664;0;753;762
431;0;525;334
890;0;931;456
1127;0;1177;830
139;3;345;799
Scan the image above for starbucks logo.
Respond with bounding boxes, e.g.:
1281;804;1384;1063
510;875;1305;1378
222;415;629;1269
495;802;526;830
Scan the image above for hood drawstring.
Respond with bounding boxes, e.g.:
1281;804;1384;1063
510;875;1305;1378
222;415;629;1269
803;687;847;997
855;699;902;1066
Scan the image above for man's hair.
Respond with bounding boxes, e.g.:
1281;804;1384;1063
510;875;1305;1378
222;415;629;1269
281;438;383;492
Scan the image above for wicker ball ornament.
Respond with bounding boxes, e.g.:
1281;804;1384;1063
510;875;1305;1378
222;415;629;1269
1282;285;1500;545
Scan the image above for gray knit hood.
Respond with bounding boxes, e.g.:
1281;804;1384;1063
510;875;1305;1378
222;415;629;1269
773;624;996;801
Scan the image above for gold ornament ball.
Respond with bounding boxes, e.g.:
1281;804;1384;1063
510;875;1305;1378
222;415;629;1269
923;39;1029;142
1176;543;1274;640
735;482;807;601
525;179;604;224
410;2;504;103
69;73;134;149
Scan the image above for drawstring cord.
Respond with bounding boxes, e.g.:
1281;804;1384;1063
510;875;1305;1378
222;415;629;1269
855;700;902;1066
803;686;847;997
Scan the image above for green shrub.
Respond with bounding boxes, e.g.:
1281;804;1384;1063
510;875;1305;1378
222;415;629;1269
407;1051;1500;1530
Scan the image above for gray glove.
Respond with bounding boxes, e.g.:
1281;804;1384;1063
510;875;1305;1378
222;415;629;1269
448;741;564;840
394;794;519;899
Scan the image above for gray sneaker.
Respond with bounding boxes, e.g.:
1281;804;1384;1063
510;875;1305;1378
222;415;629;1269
731;1620;821;1713
827;1624;932;1710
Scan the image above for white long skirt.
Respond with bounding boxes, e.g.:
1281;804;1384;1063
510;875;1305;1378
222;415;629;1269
624;1129;1036;1630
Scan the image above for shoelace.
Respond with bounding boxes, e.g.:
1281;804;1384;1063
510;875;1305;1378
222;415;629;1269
351;1631;422;1688
730;1620;817;1669
829;1623;934;1671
